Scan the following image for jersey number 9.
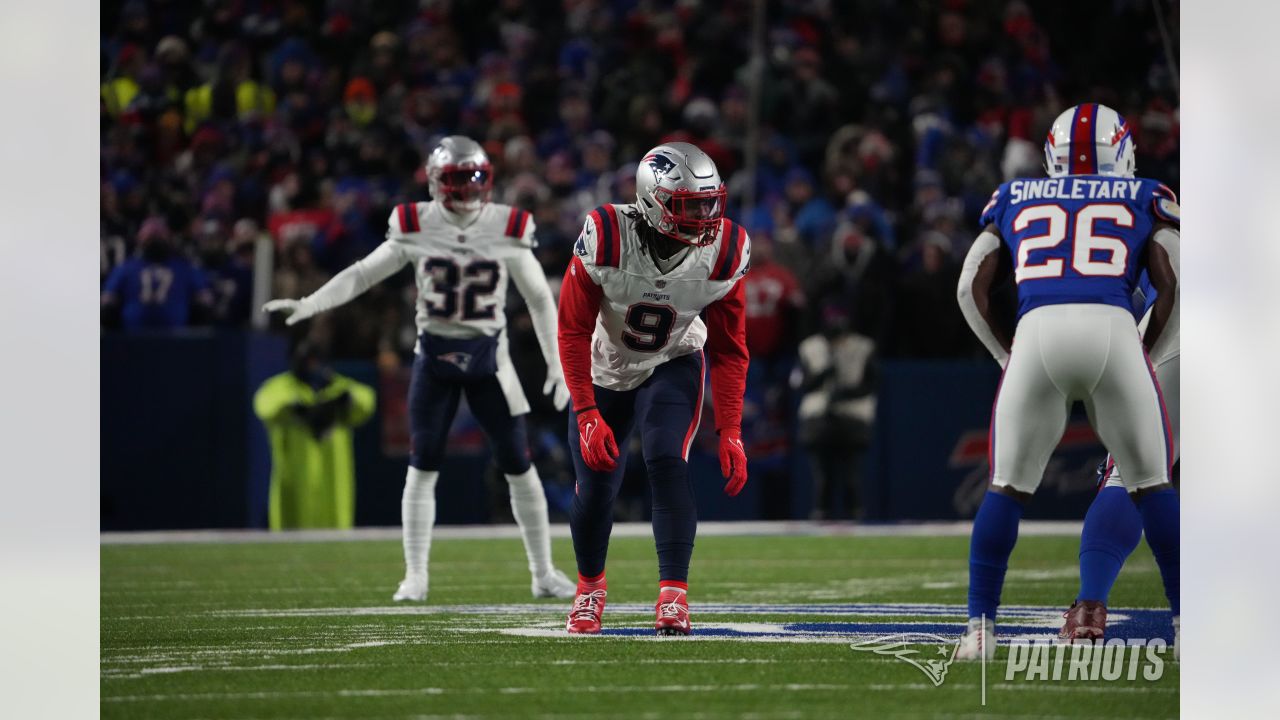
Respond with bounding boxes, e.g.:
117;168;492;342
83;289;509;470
622;303;676;352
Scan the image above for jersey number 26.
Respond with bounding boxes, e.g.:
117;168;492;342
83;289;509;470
1013;204;1133;283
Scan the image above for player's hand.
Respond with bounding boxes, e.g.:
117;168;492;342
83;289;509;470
718;428;748;497
576;408;619;472
543;372;570;411
262;298;312;326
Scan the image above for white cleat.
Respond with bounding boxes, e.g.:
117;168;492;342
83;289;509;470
955;617;997;661
1172;615;1179;660
532;568;577;599
393;574;428;602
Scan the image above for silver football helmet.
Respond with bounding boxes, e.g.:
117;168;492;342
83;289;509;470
426;135;493;212
635;142;726;246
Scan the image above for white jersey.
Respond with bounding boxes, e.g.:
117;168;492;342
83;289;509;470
386;200;537;339
286;199;562;416
573;203;751;391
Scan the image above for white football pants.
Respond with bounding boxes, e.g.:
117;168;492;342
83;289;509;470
990;304;1174;495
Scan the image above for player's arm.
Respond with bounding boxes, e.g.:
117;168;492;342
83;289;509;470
558;256;602;413
1142;222;1179;360
263;239;407;325
558;253;622;471
507;250;570;411
956;225;1014;367
705;257;751;497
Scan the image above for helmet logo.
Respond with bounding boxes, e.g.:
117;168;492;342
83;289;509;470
642;152;677;183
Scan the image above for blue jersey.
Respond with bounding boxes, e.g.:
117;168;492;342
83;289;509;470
103;257;209;330
980;175;1178;319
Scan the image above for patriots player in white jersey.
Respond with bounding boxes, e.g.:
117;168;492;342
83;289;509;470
557;142;751;635
264;136;576;602
954;104;1180;659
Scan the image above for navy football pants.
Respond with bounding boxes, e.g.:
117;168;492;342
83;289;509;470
568;352;704;583
408;352;531;475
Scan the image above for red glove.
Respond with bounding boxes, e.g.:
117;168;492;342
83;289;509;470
718;428;748;496
576;408;619;472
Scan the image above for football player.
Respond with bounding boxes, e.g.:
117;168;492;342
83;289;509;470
264;136;577;602
1063;266;1180;655
954;104;1180;659
557;142;751;635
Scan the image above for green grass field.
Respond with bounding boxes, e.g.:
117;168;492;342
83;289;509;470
101;530;1177;719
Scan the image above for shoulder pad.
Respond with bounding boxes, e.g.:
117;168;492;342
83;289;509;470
711;219;750;281
389;203;421;235
501;205;535;247
1152;196;1180;225
580;205;621;268
979;186;1003;228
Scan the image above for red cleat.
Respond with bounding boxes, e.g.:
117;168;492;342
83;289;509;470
654;588;691;636
566;589;607;634
1059;600;1107;642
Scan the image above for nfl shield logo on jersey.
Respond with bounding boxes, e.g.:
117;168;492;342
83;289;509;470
655;279;667;289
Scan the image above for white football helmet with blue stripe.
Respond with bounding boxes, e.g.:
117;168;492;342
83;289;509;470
1044;103;1135;179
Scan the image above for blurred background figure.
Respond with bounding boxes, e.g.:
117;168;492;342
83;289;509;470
794;304;878;520
253;341;376;530
101;216;213;330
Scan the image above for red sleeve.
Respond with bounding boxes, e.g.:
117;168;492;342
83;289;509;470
557;256;603;412
704;279;750;431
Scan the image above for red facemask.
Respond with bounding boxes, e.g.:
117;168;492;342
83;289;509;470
654;185;726;246
433;163;493;209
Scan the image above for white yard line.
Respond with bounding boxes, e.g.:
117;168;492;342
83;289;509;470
101;520;1082;545
104;684;853;703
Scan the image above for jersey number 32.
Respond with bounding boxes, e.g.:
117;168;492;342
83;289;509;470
1013;204;1133;283
422;258;500;321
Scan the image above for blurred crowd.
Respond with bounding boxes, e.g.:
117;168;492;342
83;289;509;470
100;0;1179;517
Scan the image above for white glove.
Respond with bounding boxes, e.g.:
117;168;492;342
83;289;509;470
262;298;314;326
543;371;570;411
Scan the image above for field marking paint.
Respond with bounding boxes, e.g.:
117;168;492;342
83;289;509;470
213;602;1158;619
103;684;853;703
101;520;1083;545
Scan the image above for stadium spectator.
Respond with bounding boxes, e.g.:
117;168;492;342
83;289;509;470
253;342;376;530
794;304;878;520
101;217;213;330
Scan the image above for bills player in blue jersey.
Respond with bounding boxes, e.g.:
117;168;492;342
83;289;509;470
954;103;1180;659
1066;262;1181;655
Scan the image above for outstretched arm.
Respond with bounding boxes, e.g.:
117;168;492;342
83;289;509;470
508;250;569;409
263;241;407;325
957;226;1013;367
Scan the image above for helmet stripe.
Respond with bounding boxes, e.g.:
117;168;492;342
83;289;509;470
1069;103;1098;174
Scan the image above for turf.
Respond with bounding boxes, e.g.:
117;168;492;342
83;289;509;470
101;533;1177;719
